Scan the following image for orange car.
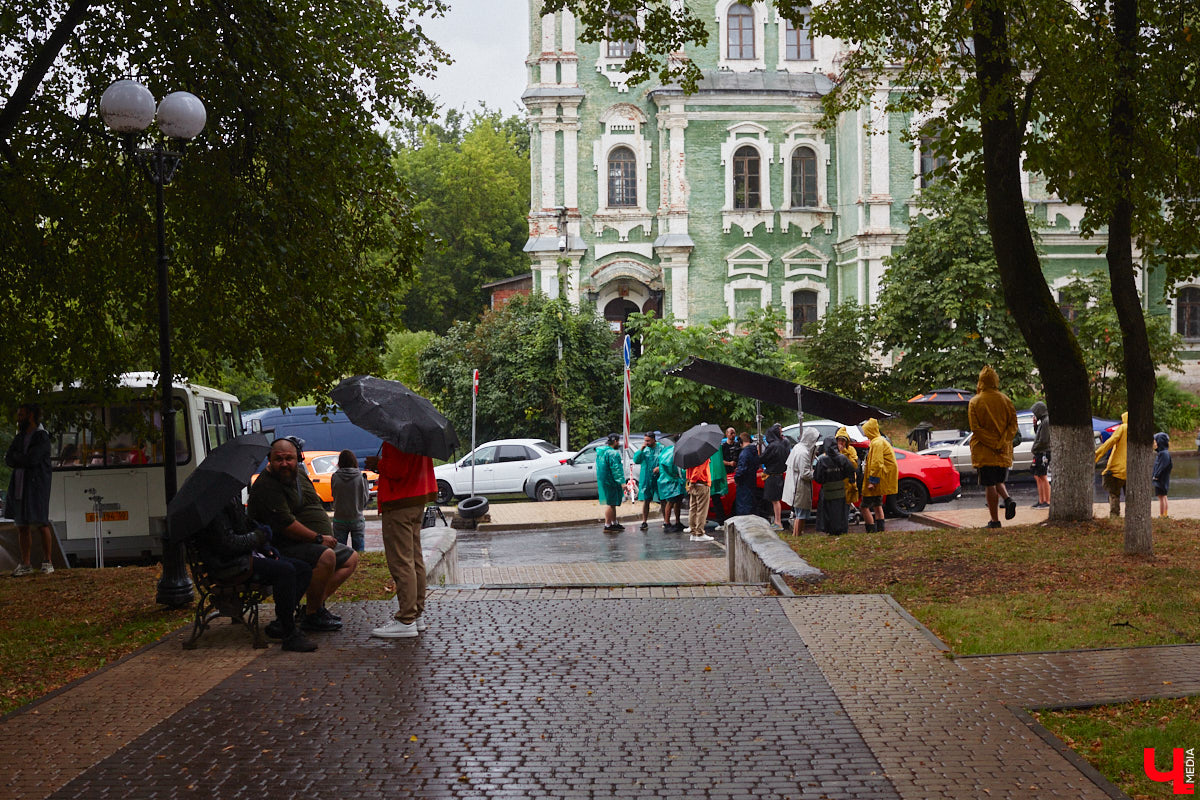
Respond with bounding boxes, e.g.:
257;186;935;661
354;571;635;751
251;450;378;509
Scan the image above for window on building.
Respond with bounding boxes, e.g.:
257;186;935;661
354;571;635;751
792;290;818;335
732;145;761;209
783;8;813;61
1057;290;1078;325
790;146;818;207
607;14;636;58
727;4;756;60
607;146;637;207
1178;287;1200;338
734;288;761;324
919;133;948;188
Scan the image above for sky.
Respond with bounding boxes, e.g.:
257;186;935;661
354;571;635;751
415;0;530;117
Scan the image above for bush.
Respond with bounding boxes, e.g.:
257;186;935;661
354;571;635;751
1153;377;1200;434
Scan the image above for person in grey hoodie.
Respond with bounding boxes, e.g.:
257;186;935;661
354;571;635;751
331;449;370;552
1030;400;1051;509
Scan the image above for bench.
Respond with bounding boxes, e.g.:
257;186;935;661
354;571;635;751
182;539;274;650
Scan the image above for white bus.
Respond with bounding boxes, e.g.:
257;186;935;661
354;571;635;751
45;373;242;564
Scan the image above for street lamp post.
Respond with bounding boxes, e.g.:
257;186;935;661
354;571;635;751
99;79;206;607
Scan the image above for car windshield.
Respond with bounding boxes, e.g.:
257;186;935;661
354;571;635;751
309;454;338;474
532;440;561;454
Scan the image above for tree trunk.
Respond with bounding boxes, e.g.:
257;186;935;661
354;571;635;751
1108;0;1153;555
971;0;1093;521
1048;424;1095;523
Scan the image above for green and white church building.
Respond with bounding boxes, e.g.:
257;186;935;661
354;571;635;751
521;0;1200;379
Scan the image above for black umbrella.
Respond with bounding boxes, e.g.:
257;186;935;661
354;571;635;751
672;422;724;469
331;375;460;460
167;432;271;543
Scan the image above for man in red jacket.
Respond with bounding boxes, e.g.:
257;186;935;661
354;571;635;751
369;442;437;638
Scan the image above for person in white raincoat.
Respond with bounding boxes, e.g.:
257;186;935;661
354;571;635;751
782;426;821;536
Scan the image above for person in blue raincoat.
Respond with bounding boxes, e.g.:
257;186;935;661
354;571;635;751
596;433;626;532
632;432;663;530
656;440;687;532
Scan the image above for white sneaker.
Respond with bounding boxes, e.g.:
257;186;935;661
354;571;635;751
682;527;692;534
415;616;429;632
371;620;418;639
40;562;54;575
11;563;33;577
690;533;715;542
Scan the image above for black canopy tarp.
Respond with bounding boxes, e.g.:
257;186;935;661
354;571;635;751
663;357;891;425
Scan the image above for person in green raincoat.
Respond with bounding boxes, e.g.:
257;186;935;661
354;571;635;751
708;447;728;524
656;440;686;532
632;432;662;530
596;433;626;532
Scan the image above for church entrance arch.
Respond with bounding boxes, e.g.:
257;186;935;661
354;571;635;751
603;298;641;337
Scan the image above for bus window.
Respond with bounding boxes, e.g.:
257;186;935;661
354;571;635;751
50;398;190;470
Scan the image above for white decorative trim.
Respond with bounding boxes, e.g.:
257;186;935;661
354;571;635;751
726;244;771;279
595;242;654;259
781;244;829;279
591;210;654;242
593;11;643;91
592;104;652;240
724;275;770;323
782;278;829;335
778;126;830;210
720;122;773;234
773;5;817;70
716;0;766;72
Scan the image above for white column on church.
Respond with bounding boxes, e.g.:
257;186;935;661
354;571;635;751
540;116;557;209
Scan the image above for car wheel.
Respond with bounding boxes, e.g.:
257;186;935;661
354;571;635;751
436;480;454;506
895;478;929;514
535;481;559;502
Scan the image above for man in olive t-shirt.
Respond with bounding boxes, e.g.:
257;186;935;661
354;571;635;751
247;438;359;633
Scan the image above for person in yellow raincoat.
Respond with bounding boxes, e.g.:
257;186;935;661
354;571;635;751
835;427;860;508
861;418;897;532
1095;411;1128;517
968;365;1019;528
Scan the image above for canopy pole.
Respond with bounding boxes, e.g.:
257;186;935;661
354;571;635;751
795;384;803;434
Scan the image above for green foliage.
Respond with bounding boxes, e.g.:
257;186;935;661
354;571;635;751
873;183;1038;398
796;300;888;404
1152;377;1200;435
206;363;278;412
381;330;436;396
418;295;621;451
389;109;531;334
626;306;803;433
0;0;449;408
1058;272;1184;417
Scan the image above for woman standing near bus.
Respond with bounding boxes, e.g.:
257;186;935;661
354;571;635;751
331;450;370;552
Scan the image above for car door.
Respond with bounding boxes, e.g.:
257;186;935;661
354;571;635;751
457;445;497;493
491;444;537;493
558;444;599;497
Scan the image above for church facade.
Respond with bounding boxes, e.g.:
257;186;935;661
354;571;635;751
522;1;1196;363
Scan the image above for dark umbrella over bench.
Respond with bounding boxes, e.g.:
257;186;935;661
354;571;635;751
167;432;271;543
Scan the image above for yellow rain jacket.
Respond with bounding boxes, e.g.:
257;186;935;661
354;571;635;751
835;426;861;505
861;418;898;497
967;366;1018;468
1095;411;1128;480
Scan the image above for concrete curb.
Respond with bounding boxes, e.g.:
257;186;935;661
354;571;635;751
726;515;825;584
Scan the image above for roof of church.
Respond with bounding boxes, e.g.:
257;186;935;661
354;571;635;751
649;70;834;97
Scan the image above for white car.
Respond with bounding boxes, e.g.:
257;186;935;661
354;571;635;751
918;412;1037;475
435;438;573;503
781;419;868;445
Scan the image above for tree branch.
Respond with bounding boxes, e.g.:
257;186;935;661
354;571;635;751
0;0;97;164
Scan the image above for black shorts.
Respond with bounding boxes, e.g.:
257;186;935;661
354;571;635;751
861;494;883;509
763;474;785;501
1031;451;1050;477
277;540;355;569
978;466;1009;487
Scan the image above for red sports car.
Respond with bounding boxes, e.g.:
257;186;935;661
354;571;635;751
711;443;961;519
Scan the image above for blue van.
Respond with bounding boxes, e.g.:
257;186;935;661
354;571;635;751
242;406;384;467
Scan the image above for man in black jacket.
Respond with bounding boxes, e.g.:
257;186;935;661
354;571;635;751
6;404;54;576
760;424;789;530
194;501;318;653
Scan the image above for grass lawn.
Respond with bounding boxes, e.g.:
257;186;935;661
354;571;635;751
782;516;1200;798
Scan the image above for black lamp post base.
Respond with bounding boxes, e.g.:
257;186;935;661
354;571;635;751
156;540;194;607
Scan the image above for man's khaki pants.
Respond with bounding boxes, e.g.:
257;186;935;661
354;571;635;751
382;505;425;624
687;482;710;534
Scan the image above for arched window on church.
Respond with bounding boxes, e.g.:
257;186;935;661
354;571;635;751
733;145;761;209
920;130;948;188
1178;287;1200;339
607;146;637;208
727;4;756;60
792;290;818;336
606;13;636;59
790;146;818;208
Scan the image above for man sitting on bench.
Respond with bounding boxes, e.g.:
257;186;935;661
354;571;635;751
194;499;318;653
